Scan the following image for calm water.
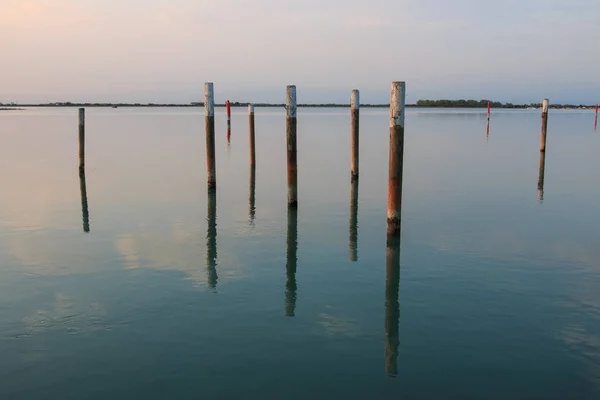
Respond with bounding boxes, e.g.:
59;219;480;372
1;107;599;399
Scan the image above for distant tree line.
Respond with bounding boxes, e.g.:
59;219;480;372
415;99;595;109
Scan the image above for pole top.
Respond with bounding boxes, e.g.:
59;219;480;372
351;90;360;110
204;83;215;117
286;85;297;118
390;82;406;128
248;103;254;113
542;98;549;113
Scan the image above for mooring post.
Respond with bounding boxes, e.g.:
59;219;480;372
205;83;216;191
249;104;256;167
540;98;549;152
226;100;231;144
78;108;85;171
387;82;405;236
351;89;360;181
286;85;298;207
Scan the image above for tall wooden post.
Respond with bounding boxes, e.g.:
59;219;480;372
249;104;256;167
387;82;406;236
540;98;549;152
286;85;298;207
205;83;216;191
351;89;360;181
78;108;85;172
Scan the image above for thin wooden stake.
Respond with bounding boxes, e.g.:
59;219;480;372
205;83;216;190
249;104;256;167
286;85;298;207
351;89;360;181
540;98;549;152
78;108;85;171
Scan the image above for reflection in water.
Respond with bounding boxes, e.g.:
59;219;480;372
537;151;546;202
249;166;256;227
486;120;490;142
79;170;90;233
227;126;231;147
207;190;218;289
385;234;401;377
285;207;298;317
349;180;358;261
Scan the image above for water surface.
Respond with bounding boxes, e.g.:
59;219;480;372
1;107;599;399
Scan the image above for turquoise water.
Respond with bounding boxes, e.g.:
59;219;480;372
1;107;599;399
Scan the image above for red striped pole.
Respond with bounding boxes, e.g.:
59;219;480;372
226;100;231;143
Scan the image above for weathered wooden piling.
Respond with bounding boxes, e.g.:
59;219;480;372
540;98;549;152
387;82;406;236
286;85;298;207
207;190;218;289
537;151;546;202
79;170;90;233
249;104;256;167
385;235;401;377
78;108;85;171
349;180;358;262
285;207;298;317
351;89;360;181
205;83;216;190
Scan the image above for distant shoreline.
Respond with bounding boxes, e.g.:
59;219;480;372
1;102;596;110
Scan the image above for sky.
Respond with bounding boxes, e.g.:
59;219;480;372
1;0;599;104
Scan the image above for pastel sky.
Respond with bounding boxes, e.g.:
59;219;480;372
1;0;599;104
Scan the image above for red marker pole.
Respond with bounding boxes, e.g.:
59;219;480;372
487;101;491;121
226;100;231;143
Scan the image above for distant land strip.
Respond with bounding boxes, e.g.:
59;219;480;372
0;100;596;109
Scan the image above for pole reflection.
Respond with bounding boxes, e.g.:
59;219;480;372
537;151;546;202
384;234;401;377
249;166;256;227
206;190;218;289
349;180;358;262
79;170;90;233
285;207;298;317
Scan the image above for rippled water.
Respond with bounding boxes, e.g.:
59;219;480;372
0;107;599;399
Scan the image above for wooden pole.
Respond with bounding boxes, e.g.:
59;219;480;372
349;180;359;261
79;170;90;233
387;82;405;236
249;104;256;167
385;235;400;377
286;85;298;207
351;89;360;181
78;108;85;172
285;207;298;317
205;83;216;191
207;190;218;289
540;98;549;152
226;100;231;144
537;151;546;202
